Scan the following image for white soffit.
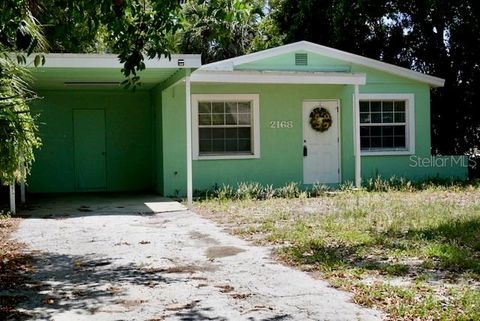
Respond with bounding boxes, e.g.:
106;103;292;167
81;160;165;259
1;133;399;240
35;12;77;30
199;41;445;87
26;53;202;69
190;70;366;85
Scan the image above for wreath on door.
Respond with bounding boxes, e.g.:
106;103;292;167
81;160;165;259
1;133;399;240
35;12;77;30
309;107;332;132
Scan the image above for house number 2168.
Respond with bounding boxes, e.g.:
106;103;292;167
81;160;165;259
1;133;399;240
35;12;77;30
270;120;294;129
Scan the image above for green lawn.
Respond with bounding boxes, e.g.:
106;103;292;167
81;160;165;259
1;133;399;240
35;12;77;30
194;184;480;320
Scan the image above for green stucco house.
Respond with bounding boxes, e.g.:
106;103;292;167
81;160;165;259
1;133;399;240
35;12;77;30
28;41;468;204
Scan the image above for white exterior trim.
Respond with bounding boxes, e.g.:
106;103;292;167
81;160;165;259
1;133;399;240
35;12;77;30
354;85;362;188
190;70;366;85
199;41;444;87
27;53;201;69
357;93;416;156
185;76;193;208
191;94;261;160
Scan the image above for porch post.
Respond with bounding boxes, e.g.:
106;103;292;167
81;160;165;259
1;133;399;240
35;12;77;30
185;75;193;209
9;182;16;215
354;84;362;188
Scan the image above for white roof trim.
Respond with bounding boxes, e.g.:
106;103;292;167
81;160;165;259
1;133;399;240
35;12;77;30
199;41;445;87
190;70;366;85
27;53;201;69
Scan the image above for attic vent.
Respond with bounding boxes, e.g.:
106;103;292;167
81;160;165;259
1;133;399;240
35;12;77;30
295;53;308;66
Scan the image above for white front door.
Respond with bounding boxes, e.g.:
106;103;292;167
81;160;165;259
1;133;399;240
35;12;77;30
303;100;340;184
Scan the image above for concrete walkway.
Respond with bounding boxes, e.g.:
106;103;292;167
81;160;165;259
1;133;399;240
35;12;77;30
12;195;382;321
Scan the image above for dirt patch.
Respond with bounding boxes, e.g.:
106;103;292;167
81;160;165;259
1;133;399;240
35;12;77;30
189;231;220;245
205;246;245;259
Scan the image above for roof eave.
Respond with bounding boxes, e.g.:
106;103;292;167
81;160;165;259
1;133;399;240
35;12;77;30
199;41;446;88
23;53;202;69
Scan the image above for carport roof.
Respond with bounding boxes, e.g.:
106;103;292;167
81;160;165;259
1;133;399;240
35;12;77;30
28;53;201;90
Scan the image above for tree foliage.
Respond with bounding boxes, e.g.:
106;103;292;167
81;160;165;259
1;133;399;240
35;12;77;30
176;0;265;63
266;0;480;155
0;0;46;185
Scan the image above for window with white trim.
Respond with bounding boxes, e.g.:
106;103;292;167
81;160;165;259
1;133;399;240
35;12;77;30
358;94;415;154
192;94;260;159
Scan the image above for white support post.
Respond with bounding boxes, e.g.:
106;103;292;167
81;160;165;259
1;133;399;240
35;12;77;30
9;182;16;215
354;84;362;188
185;76;193;209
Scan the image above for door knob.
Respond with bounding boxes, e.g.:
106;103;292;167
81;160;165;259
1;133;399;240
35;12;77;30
303;145;308;157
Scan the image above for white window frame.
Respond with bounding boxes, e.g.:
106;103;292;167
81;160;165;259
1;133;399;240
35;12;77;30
192;94;260;160
355;93;415;156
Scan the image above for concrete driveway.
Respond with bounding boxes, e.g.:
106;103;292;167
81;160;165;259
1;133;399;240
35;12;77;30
12;195;382;321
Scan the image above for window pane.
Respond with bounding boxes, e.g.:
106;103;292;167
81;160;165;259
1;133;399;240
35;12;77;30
238;114;251;125
225;128;237;139
394;101;405;112
199;114;211;125
361;137;370;149
238;102;251;113
393;126;405;136
199;140;212;153
198;102;211;113
394;136;406;148
371;113;382;123
225;139;238;152
212;128;225;139
383;101;394;112
212;114;224;125
238;127;251;139
225;102;237;113
371;126;382;136
383;137;394;148
383;126;394;136
238;139;251;152
212;102;224;113
360;126;370;136
382;112;394;123
371;137;382;148
225;113;237;125
394;112;406;122
360;101;369;112
199;128;212;139
371;101;381;112
360;113;371;123
212;140;225;152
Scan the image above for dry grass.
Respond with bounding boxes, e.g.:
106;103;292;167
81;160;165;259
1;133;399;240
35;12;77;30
0;214;34;320
195;185;480;321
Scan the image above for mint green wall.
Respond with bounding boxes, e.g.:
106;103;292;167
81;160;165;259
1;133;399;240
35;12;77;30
151;86;164;194
161;85;188;196
29;90;154;193
160;52;467;196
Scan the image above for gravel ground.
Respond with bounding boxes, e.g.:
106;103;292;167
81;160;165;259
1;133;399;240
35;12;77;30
12;196;382;321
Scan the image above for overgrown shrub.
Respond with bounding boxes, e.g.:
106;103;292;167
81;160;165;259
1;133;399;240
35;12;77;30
365;175;414;192
311;183;330;197
275;182;301;198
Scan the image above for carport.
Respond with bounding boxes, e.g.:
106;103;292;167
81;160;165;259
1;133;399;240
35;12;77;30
8;53;201;214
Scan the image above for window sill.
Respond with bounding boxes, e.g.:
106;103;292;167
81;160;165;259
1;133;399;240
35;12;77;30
194;154;260;160
361;150;414;156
